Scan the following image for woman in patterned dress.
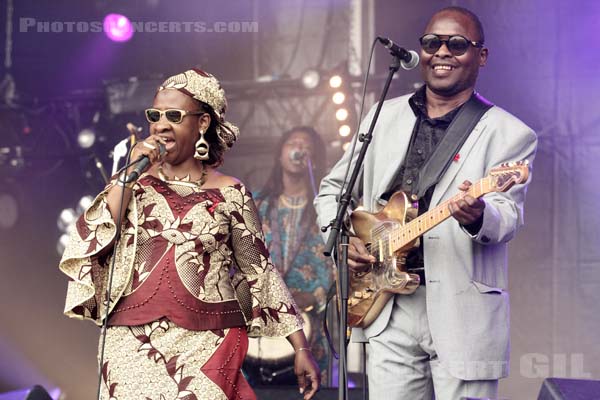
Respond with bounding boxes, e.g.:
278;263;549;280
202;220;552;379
249;127;333;385
58;69;320;400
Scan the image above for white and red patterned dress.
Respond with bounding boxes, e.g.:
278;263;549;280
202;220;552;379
59;175;303;399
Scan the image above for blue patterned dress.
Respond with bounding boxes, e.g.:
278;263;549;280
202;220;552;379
255;192;333;384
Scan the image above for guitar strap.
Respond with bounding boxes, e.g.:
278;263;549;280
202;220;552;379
414;91;493;198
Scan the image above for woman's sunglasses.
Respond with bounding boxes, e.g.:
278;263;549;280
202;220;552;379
144;108;205;124
419;34;484;56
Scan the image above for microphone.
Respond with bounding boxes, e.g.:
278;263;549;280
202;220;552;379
289;149;307;164
123;143;166;183
377;37;420;70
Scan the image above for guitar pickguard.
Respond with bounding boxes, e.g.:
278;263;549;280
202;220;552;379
347;192;421;327
347;252;420;327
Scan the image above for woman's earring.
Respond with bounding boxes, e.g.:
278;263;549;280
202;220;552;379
194;129;210;160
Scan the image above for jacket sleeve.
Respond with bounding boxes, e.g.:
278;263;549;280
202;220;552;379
223;184;304;338
465;109;538;245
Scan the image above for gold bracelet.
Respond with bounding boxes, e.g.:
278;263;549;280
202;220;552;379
296;347;312;353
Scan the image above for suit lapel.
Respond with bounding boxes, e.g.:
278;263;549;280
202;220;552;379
430;114;488;206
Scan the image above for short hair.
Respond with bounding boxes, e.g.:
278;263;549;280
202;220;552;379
435;6;485;43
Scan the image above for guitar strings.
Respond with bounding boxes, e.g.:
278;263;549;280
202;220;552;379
363;169;522;259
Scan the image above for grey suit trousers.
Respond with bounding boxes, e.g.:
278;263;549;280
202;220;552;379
366;287;499;400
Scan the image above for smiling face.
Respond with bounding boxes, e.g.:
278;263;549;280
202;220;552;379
149;89;211;166
420;10;488;99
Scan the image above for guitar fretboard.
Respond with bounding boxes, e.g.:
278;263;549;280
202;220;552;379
388;176;494;254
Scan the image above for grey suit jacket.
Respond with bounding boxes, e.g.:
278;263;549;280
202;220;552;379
315;92;538;380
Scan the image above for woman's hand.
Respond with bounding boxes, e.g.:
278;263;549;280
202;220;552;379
127;136;167;176
294;348;320;400
286;330;320;399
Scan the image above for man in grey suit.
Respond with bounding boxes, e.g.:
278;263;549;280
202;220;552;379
315;6;537;400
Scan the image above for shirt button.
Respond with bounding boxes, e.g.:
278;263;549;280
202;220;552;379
417;149;423;154
406;179;413;185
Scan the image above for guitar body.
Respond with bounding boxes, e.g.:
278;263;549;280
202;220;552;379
348;191;421;327
343;161;529;328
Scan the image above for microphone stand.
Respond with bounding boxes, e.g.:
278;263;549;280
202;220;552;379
323;54;402;400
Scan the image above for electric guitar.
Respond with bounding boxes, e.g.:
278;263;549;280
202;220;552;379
346;161;530;328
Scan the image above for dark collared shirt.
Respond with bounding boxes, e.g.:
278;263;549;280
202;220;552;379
387;86;462;207
384;86;463;271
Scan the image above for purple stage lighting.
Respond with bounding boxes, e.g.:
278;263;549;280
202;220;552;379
103;14;134;42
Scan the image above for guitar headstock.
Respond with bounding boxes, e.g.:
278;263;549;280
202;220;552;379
489;160;530;192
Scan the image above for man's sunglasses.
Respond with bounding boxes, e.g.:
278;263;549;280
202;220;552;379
419;34;484;56
144;108;205;124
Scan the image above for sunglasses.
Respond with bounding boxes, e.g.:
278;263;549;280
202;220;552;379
144;108;205;124
419;34;484;56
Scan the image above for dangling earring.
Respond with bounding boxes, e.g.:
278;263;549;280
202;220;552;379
194;129;210;160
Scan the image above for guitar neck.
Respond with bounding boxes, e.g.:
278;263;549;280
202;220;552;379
390;176;494;253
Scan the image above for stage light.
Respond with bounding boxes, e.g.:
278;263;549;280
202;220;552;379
76;195;94;214
342;141;351;152
103;14;134;42
301;69;320;89
56;195;93;255
332;92;345;105
56;233;70;255
57;208;77;233
336;108;349;121
329;75;343;88
77;128;96;149
339;125;351;137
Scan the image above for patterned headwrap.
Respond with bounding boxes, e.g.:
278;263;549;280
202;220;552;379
158;68;239;149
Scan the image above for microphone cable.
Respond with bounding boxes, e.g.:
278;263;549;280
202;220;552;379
95;144;136;400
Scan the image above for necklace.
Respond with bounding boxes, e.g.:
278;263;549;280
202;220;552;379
279;194;307;209
158;165;207;188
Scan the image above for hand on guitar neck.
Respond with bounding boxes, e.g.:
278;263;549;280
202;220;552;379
346;180;484;274
448;180;486;230
347;181;483;273
341;161;529;328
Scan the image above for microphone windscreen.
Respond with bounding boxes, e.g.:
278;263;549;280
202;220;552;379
401;50;420;70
